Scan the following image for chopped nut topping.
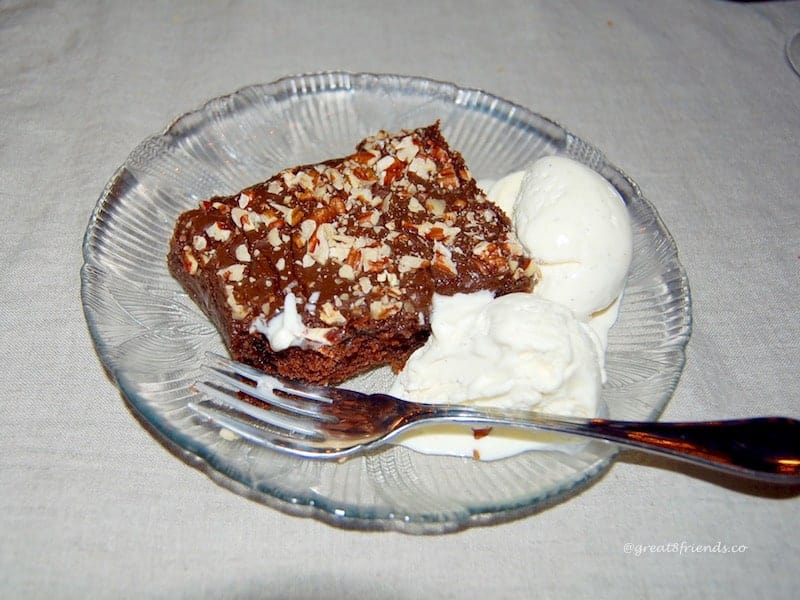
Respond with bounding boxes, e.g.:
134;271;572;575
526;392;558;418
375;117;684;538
374;155;395;174
182;247;198;275
230;207;247;229
299;218;317;242
224;284;249;320
358;276;373;294
235;243;252;262
350;186;373;205
309;222;334;264
425;197;446;216
319;301;346;325
432;242;458;276
398;254;428;273
408;156;436;179
205;221;231;242
408;197;424;213
267;227;282;248
218;263;246;282
394;135;419;162
338;264;355;280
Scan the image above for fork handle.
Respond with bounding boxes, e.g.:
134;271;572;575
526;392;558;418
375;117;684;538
438;411;800;483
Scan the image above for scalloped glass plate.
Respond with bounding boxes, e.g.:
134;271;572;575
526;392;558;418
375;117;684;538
81;72;691;533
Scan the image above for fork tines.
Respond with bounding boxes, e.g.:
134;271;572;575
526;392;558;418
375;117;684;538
189;353;335;440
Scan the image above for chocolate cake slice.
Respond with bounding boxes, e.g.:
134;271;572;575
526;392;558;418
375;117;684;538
168;123;535;384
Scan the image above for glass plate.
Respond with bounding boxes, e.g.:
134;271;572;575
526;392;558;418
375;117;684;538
81;72;691;534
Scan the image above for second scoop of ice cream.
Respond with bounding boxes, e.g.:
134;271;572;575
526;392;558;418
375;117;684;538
390;291;604;419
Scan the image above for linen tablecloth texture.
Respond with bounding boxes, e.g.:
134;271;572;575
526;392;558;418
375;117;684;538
2;0;799;598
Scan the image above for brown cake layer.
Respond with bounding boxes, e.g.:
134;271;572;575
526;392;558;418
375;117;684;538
168;122;535;384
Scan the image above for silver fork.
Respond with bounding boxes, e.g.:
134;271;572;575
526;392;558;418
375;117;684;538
189;353;800;483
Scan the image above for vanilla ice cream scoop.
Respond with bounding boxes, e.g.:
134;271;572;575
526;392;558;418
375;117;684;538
390;290;605;459
483;156;633;321
512;156;633;320
391;291;604;416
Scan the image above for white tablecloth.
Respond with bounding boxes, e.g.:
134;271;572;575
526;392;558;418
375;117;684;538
2;1;799;597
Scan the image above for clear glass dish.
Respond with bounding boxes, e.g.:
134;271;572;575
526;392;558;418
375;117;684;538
81;72;691;534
